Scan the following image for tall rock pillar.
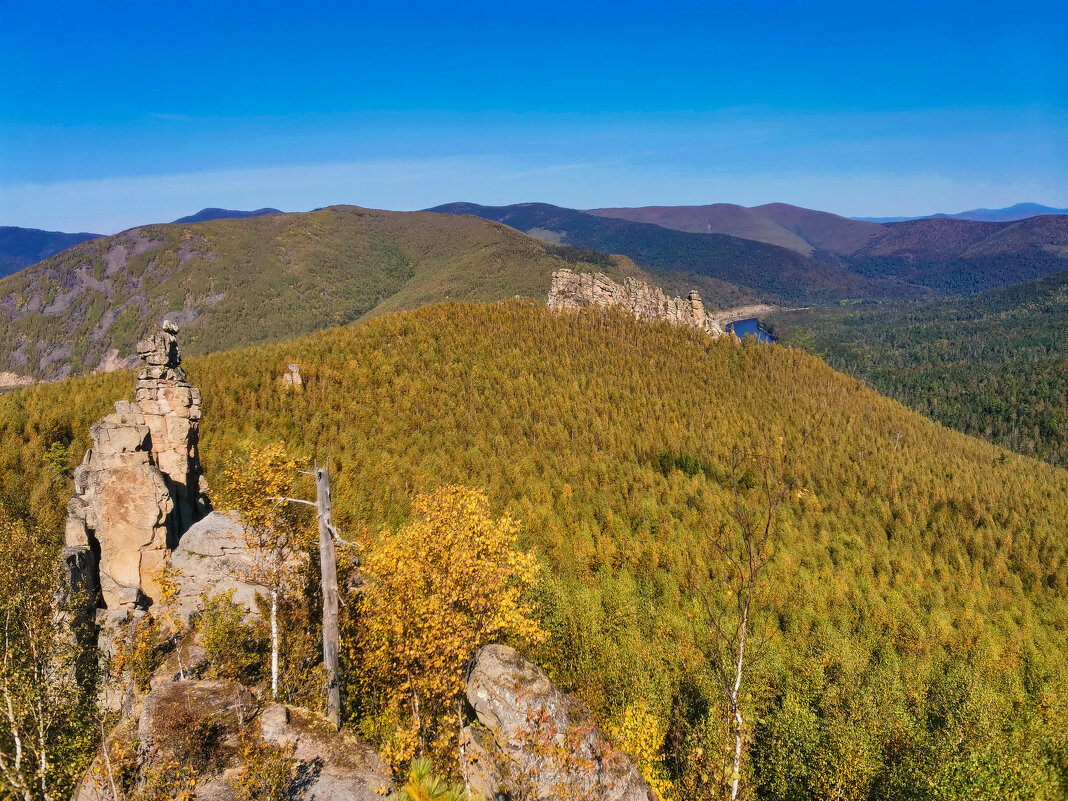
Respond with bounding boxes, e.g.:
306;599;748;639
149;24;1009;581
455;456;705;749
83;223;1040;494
134;320;210;538
65;322;210;609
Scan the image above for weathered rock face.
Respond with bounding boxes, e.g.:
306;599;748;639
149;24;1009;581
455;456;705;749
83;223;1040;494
548;268;725;338
260;704;393;800
74;683;392;801
282;362;303;389
135;320;210;533
65;322;209;609
169;511;264;620
0;370;34;390
466;644;653;801
66;401;173;607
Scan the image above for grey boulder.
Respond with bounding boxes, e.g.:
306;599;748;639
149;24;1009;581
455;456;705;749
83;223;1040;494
466;644;653;801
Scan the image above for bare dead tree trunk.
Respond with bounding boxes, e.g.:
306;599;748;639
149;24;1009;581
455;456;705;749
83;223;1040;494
316;463;341;730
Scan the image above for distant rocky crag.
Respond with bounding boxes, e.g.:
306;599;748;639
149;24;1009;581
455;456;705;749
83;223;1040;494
548;268;727;338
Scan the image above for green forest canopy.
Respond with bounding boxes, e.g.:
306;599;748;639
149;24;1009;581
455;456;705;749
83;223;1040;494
768;269;1068;467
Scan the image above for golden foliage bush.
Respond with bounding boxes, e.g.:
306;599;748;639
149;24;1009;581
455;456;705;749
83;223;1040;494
0;505;94;799
356;486;544;762
229;730;296;801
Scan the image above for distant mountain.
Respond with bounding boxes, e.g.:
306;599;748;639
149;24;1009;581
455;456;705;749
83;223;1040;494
0;205;680;381
588;202;883;260
848;215;1068;294
856;202;1068;224
582;201;1068;295
0;226;102;279
171;207;282;224
428;202;922;304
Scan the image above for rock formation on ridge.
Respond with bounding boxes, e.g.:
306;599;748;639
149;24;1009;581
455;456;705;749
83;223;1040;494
548;268;726;338
73;679;393;801
169;511;263;621
65;321;209;610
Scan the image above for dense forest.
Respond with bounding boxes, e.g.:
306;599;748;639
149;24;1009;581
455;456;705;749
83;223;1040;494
845;215;1068;295
2;301;1067;798
768;269;1068;467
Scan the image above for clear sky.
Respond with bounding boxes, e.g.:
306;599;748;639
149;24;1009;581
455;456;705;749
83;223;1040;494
2;0;1065;233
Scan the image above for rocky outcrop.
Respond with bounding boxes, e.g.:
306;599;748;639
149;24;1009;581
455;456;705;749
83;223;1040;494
282;362;303;389
259;704;393;800
135;321;210;533
169;512;264;620
65;401;174;608
74;682;392;801
466;644;653;801
0;370;33;390
548;269;725;338
65;322;209;610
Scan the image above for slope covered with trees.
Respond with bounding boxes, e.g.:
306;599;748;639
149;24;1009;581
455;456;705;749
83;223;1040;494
581;203;1068;295
428;202;925;304
846;215;1068;294
2;301;1066;798
2;206;747;380
588;202;883;259
768;270;1068;467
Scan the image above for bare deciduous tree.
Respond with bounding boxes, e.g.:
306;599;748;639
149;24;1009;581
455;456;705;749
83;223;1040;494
694;434;810;801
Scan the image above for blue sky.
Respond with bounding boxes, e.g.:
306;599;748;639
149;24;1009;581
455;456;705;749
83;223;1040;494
1;0;1065;233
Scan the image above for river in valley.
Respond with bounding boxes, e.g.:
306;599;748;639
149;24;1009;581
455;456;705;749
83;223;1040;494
726;317;774;342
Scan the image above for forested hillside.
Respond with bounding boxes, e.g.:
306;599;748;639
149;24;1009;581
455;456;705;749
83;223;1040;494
579;203;1068;295
588;202;883;258
847;215;1068;294
768;270;1068;466
1;206;752;380
3;302;1066;798
428;202;925;303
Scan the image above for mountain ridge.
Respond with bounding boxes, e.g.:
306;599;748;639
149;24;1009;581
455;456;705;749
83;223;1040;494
428;202;922;303
569;202;1068;294
0;205;756;381
171;207;283;224
856;202;1068;223
0;226;102;280
588;202;883;259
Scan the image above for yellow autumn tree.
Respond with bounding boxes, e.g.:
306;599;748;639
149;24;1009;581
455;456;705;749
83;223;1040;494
221;444;315;700
0;506;91;801
359;486;545;758
607;700;676;800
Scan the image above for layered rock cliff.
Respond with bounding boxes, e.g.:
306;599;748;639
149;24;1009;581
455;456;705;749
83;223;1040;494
65;321;209;610
548;268;726;338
